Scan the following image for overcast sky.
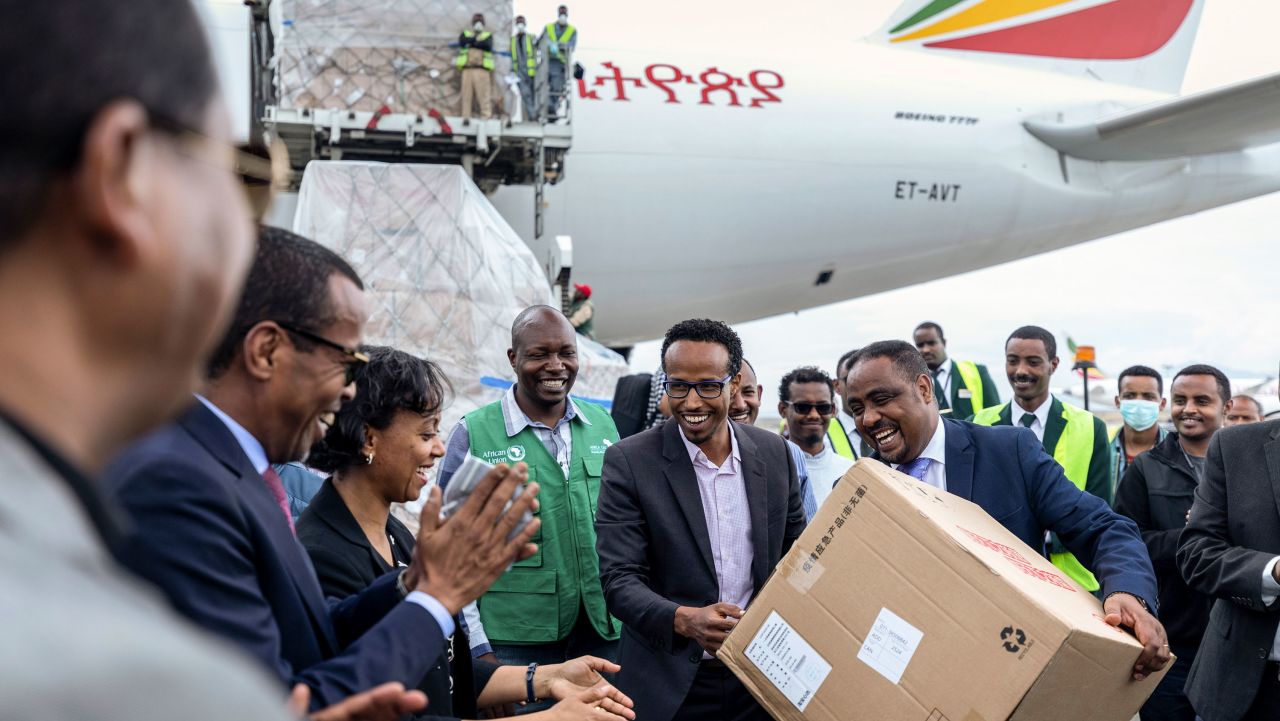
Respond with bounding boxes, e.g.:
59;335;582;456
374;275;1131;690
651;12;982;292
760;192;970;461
203;0;1279;406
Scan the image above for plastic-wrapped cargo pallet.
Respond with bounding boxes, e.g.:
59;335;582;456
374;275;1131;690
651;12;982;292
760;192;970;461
292;161;628;439
275;0;514;117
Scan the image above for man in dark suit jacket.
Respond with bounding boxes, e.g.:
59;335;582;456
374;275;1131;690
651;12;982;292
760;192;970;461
596;319;807;721
104;227;541;711
844;340;1170;682
1178;419;1280;721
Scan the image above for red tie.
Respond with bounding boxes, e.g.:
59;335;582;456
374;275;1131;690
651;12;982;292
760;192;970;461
261;467;296;535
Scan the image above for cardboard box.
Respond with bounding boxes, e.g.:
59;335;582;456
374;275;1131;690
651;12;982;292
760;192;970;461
719;460;1167;721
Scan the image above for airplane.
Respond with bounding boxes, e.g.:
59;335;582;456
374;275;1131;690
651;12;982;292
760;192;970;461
483;0;1280;347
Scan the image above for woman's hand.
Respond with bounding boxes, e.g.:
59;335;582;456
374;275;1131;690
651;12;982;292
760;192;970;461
538;656;621;700
543;683;634;721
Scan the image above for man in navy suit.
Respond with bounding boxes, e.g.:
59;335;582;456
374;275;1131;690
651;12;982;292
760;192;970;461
843;340;1171;681
104;227;544;711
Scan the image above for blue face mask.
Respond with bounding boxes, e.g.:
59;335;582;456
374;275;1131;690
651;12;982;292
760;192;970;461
1119;399;1161;431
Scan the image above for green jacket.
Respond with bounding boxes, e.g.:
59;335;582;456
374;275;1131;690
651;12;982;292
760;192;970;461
944;359;1001;420
465;398;619;644
971;396;1113;591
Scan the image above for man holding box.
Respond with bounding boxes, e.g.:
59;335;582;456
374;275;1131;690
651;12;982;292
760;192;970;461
844;340;1170;681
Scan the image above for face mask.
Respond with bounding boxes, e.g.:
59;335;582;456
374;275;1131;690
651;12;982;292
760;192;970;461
516;23;526;33
1119;399;1161;431
558;13;568;23
473;22;484;30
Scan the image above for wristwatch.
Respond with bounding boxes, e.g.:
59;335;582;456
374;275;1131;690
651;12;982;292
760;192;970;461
1104;591;1149;612
525;662;539;704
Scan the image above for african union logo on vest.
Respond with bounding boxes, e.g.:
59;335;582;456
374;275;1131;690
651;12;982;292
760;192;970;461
506;445;527;462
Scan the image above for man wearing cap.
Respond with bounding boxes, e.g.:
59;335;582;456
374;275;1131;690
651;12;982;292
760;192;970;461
568;283;594;339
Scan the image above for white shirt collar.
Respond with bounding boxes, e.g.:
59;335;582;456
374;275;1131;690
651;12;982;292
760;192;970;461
1013;395;1053;429
679;422;741;470
891;417;947;470
500;384;588;438
196;395;269;475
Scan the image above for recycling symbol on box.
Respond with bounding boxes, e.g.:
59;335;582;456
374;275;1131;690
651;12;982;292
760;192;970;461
1000;626;1027;653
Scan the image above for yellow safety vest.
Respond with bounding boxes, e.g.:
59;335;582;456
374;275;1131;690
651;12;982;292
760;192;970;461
456;30;495;71
952;360;984;411
545;22;576;62
971;400;1100;591
828;418;855;460
511;33;535;77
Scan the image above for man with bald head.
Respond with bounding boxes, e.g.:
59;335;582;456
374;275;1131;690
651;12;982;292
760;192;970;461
440;305;621;709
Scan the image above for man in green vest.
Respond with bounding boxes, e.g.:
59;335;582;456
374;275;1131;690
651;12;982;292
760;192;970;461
456;13;494;123
970;325;1113;593
437;305;620;712
913;321;1001;420
511;15;537;121
540;5;577;120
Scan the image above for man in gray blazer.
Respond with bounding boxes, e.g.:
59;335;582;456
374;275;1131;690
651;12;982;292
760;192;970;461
596;319;807;721
0;2;419;719
1178;418;1280;721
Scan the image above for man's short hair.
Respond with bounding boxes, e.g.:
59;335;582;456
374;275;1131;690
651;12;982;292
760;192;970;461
1117;365;1163;395
836;348;860;377
1231;394;1264;415
0;0;217;243
208;226;364;377
849;340;930;384
510;305;570;349
913;321;945;341
660;319;742;379
778;366;834;403
1172;364;1231;404
1006;325;1057;359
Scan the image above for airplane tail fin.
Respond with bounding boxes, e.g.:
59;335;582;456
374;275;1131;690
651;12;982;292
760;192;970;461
871;0;1204;94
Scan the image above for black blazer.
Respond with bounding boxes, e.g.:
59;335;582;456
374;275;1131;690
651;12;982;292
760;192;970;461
595;420;806;721
297;479;497;719
1178;420;1280;721
103;401;446;711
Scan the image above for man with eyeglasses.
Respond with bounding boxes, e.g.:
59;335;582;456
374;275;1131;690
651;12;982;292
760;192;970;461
596;319;806;721
778;366;853;510
103;226;544;713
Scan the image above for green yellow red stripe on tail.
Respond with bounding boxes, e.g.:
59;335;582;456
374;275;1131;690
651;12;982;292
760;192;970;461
888;0;1195;60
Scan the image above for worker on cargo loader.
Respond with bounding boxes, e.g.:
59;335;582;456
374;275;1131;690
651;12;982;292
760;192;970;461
512;15;537;121
843;340;1169;683
541;5;577;120
567;283;594;339
457;12;494;124
970;325;1113;594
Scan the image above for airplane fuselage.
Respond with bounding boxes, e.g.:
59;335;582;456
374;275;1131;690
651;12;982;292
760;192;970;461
491;41;1280;344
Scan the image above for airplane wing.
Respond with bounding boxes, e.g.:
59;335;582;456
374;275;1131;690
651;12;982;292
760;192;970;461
1024;70;1280;161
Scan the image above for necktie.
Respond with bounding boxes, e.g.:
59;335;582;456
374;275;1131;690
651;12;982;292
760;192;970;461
898;456;933;482
932;368;949;410
1019;413;1036;428
261;467;296;535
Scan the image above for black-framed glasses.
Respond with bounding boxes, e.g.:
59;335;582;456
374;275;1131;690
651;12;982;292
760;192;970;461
664;374;732;399
275;321;370;384
784;401;834;416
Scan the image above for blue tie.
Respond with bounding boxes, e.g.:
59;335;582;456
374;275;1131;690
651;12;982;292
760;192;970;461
898;456;933;482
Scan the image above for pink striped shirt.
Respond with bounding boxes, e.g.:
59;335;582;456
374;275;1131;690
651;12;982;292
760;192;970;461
679;425;754;613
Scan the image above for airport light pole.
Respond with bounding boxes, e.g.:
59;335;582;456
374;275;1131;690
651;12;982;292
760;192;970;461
1073;345;1097;411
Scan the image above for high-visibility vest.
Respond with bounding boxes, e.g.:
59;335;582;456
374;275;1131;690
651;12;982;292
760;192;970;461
545;22;576;62
456;30;495;71
971;400;1100;591
828;417;855;460
952;360;984;411
465;399;619;643
511;33;535;77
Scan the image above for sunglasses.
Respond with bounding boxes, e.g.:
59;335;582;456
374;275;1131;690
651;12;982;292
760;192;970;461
275;322;370;385
785;401;834;416
664;374;733;400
